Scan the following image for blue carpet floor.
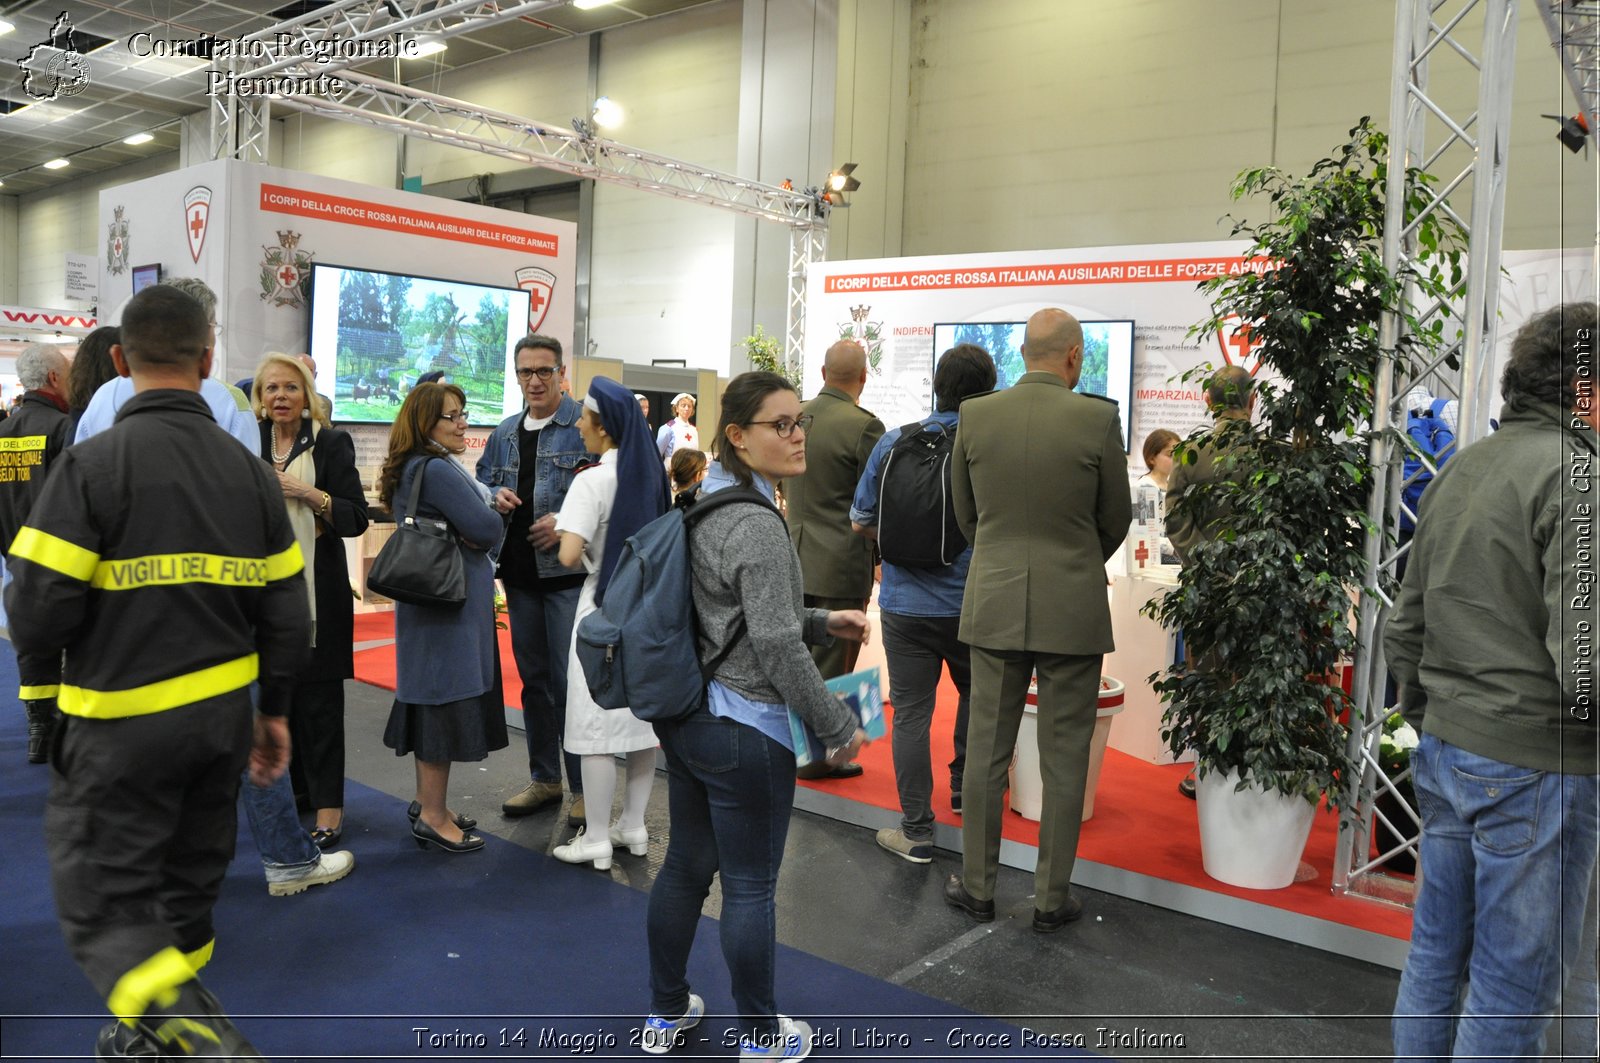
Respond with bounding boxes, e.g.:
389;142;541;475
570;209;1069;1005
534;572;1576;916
0;641;1069;1061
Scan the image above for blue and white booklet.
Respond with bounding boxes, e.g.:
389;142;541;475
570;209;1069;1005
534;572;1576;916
788;665;886;768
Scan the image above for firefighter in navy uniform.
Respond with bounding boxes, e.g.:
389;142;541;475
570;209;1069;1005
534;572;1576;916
0;341;73;763
4;286;310;1061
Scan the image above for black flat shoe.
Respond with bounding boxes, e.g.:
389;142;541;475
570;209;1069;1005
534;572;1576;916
1032;895;1084;933
412;818;485;853
1178;772;1197;800
943;874;995;923
310;825;342;849
407;800;477;831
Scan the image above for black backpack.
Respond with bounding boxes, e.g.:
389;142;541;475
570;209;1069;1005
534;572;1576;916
876;420;967;569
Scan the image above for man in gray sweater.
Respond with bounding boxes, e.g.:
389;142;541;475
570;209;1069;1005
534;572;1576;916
1386;302;1599;1061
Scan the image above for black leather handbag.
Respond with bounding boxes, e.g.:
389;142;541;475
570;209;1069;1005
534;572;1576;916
367;458;466;608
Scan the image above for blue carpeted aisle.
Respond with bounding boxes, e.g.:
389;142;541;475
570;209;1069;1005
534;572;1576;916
0;640;1070;1061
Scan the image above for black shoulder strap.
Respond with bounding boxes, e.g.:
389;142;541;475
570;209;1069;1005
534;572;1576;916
684;485;781;681
402;457;433;523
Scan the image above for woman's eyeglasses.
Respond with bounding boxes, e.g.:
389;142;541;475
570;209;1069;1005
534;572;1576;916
439;411;469;424
744;413;813;438
515;366;559;381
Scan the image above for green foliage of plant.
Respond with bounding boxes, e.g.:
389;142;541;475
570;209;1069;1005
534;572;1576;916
1142;119;1465;809
741;325;799;387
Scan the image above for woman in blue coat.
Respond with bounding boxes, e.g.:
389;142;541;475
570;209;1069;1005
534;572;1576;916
378;382;514;853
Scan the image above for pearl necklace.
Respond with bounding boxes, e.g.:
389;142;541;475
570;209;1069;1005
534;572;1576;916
270;431;295;465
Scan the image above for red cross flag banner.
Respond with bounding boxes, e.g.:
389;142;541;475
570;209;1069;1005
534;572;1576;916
184;185;212;263
515;266;556;333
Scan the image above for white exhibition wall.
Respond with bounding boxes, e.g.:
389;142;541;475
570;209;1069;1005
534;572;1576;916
95;159;577;400
804;241;1263;477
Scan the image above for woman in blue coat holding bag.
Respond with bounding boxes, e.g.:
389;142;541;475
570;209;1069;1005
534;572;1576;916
378;382;516;853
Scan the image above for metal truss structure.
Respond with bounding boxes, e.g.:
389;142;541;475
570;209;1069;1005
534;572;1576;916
1338;0;1598;903
206;0;830;374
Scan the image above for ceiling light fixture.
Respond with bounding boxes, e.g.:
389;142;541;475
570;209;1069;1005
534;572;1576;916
406;34;447;58
43;158;70;170
123;132;155;146
573;0;620;10
0;19;15;36
591;96;623;129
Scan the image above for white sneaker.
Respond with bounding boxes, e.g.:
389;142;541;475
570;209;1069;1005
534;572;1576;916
738;1016;812;1061
609;823;649;856
267;850;355;896
640;992;703;1055
552;827;613;870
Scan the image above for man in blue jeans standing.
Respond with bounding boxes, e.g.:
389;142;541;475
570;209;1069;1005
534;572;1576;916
477;334;593;823
848;343;994;863
1386;302;1600;1061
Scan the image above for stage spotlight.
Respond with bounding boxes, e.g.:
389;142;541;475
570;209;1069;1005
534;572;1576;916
823;162;860;206
1542;111;1590;154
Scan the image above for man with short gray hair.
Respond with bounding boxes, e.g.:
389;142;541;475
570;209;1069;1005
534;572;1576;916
0;341;72;763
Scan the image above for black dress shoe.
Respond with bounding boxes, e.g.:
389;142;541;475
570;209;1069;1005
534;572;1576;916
1178;771;1197;799
412;818;485;853
797;760;864;781
408;800;477;831
943;874;995;923
310;824;342;849
1032;895;1084;933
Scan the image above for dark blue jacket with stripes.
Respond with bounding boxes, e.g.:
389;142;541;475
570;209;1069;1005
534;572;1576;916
3;389;310;718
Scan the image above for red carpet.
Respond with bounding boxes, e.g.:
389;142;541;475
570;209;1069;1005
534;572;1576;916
351;611;1411;943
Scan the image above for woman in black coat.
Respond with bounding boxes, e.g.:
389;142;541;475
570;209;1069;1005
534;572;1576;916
252;353;369;847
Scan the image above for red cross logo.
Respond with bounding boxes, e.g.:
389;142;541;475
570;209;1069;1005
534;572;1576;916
190;210;204;240
1133;540;1150;567
183;185;212;262
1215;314;1265;375
278;264;298;288
526;286;546;313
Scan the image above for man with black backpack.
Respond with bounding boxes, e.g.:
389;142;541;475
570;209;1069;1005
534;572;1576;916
850;344;995;862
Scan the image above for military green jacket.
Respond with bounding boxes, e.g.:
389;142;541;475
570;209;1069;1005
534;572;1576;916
784;385;885;599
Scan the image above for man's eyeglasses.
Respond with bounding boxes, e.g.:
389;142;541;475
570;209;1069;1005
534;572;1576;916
744;413;813;438
515;366;560;382
439;411;469;424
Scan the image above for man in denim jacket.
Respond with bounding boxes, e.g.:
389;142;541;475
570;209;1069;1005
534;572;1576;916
476;334;595;820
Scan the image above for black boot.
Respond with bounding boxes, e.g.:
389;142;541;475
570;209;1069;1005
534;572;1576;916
24;699;57;764
136;981;264;1060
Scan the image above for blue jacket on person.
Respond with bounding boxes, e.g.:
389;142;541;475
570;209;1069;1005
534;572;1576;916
474;394;590;575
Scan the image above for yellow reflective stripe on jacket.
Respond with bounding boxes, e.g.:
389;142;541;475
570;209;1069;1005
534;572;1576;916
107;946;192;1022
0;435;46;451
264;541;304;582
58;654;259;719
183;939;215;974
90;551;297;591
9;527;100;582
19;684;60;700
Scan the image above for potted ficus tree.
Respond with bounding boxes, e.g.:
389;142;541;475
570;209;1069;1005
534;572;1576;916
1143;119;1463;889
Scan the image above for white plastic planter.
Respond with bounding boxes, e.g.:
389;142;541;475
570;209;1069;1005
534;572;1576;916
1009;676;1126;822
1194;767;1316;889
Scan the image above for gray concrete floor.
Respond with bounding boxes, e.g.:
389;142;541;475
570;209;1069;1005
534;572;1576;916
341;677;1400;1062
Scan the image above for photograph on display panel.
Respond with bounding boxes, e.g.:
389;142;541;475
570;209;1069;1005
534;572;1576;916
306;262;531;425
931;320;1136;449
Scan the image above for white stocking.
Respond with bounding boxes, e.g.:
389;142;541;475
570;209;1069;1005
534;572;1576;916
615;749;656;833
579;754;616;836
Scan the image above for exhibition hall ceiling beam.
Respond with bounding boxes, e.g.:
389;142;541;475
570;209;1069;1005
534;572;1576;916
263;69;823;227
1537;0;1600;140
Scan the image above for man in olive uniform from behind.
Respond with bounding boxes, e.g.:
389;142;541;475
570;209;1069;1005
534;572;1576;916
0;342;73;763
945;308;1131;932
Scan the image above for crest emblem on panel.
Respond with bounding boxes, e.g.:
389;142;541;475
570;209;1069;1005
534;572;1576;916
183;186;213;263
105;205;129;275
515;266;556;333
1215;313;1265;376
839;305;884;374
260;231;314;308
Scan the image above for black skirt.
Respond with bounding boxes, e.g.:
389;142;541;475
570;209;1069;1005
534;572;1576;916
383;651;509;763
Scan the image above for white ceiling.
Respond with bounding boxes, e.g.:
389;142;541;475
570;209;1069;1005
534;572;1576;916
0;0;718;196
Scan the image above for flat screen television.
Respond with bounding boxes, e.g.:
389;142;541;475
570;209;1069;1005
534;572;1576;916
305;262;532;425
131;263;162;292
931;320;1136;450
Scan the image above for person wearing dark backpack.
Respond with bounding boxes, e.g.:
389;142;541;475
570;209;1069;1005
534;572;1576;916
643;371;870;1061
849;343;995;863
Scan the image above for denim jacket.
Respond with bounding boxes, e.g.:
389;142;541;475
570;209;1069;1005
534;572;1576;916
475;395;592;575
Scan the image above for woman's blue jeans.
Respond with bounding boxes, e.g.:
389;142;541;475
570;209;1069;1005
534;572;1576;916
1393;733;1599;1061
646;711;795;1043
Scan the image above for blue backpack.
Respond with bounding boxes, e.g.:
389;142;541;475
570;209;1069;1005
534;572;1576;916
574;486;781;722
1400;398;1455;531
